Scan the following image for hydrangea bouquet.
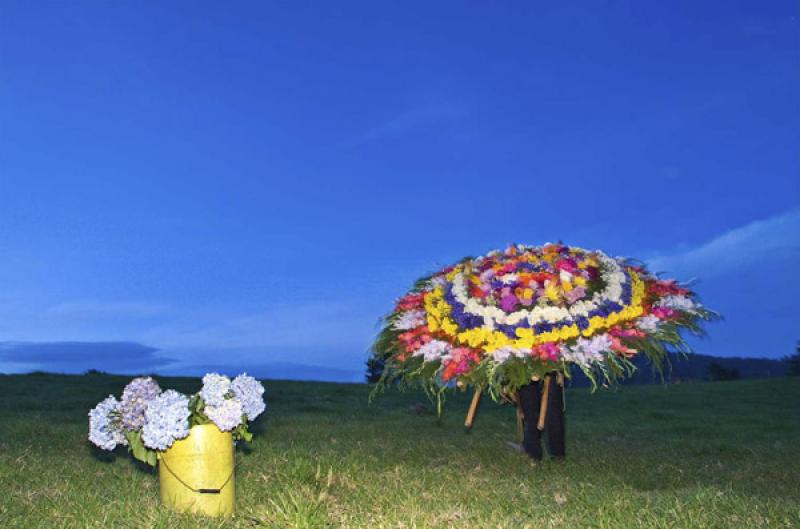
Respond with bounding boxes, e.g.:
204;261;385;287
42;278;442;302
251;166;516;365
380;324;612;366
89;373;266;466
371;243;716;409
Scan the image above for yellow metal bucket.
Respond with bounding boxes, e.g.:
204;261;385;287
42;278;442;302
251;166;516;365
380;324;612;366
158;424;235;516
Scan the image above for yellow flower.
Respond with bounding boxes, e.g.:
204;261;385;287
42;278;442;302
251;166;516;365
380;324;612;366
544;283;560;302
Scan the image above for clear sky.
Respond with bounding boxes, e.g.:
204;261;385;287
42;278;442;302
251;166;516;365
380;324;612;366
1;2;798;381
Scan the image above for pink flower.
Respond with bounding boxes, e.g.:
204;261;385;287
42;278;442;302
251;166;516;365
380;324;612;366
564;286;587;304
651;307;677;320
398;326;432;353
610;336;637;357
609;327;645;339
532;342;562;361
442;347;480;381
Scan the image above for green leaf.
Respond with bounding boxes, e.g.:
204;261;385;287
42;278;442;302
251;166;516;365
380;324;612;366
124;430;158;467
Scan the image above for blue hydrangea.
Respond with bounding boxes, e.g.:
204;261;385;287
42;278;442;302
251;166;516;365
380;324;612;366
205;398;244;432
141;390;190;451
231;373;266;421
120;376;161;431
88;395;126;451
200;372;231;407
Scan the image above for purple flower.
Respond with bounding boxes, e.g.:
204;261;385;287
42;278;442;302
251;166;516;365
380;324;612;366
120;377;161;431
500;293;518;312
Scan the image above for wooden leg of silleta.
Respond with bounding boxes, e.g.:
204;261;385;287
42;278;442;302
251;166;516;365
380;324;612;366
536;376;552;431
464;388;482;430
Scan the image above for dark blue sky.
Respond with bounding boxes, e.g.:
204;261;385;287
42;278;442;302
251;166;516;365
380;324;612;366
1;2;798;380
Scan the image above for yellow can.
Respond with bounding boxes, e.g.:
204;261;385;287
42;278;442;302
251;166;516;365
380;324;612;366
158;424;235;516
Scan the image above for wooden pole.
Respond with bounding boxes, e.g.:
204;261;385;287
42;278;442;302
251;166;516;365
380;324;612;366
537;376;551;431
464;388;482;429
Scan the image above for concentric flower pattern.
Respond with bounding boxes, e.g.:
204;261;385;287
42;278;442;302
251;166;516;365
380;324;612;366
373;243;714;392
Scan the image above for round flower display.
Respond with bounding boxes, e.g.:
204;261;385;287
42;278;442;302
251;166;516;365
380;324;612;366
372;243;715;397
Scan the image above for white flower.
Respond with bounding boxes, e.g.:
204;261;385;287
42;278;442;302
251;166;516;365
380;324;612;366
88;395;126;451
637;315;661;332
491;346;528;363
430;276;447;288
392;310;426;330
142;390;190;451
231;373;266;421
563;334;612;367
200;372;231;406
205;398;244;432
657;295;698;312
413;340;451;362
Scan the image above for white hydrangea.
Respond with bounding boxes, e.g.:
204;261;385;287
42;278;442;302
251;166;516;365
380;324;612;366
392;310;427;330
120;376;161;431
231;373;266;421
142;390;190;451
200;372;231;406
412;339;451;362
205;398;244;432
88;395;126;451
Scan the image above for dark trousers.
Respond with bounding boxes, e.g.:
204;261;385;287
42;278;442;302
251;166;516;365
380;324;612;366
517;373;565;460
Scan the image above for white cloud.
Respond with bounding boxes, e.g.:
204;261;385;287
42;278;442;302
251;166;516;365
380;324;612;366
647;208;800;277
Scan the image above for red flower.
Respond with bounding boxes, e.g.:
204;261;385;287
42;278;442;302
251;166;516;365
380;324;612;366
397;325;432;353
651;307;677;320
610;336;637;357
532;342;561;361
470;285;488;298
648;279;689;297
441;347;480;381
396;293;425;311
555;258;578;274
609;327;646;339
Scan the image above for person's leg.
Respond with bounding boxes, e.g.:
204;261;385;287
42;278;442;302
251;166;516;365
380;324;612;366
517;381;543;460
544;373;566;458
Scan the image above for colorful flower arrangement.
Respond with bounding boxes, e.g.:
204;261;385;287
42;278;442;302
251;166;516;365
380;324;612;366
88;373;266;465
371;244;715;407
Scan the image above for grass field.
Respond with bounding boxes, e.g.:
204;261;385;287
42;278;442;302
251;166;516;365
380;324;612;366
0;373;798;528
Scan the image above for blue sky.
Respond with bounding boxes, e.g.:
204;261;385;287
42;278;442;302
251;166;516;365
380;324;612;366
1;2;798;380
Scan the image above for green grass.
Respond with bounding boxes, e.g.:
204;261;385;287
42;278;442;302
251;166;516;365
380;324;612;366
0;373;798;528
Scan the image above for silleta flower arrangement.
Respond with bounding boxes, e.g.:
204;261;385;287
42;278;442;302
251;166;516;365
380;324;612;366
88;373;266;465
371;243;715;407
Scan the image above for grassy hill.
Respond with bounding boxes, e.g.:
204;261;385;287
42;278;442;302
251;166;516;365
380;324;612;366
0;373;798;528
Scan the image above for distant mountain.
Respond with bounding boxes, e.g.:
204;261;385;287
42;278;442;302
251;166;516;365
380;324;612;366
160;362;363;383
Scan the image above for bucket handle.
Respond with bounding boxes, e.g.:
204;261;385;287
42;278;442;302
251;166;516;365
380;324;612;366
159;457;236;494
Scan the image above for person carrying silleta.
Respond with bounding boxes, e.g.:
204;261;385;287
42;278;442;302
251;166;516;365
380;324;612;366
516;372;565;460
